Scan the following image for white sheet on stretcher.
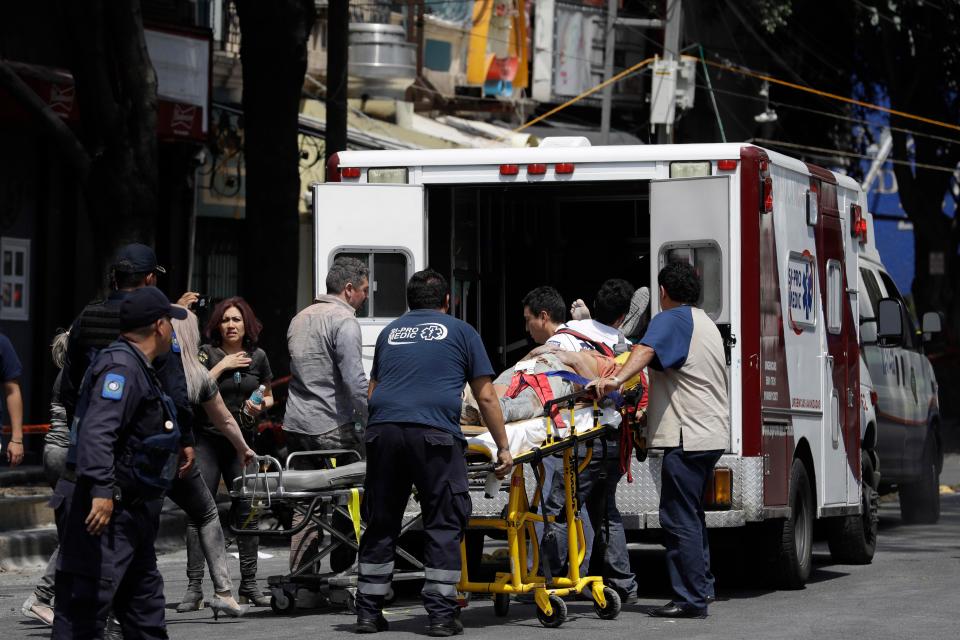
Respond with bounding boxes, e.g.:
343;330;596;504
466;405;622;460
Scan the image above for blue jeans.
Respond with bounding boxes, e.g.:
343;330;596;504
541;439;637;596
659;446;723;609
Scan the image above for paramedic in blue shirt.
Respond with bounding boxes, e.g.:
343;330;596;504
52;287;188;640
596;261;729;619
355;269;513;637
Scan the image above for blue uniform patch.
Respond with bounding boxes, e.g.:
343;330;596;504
171;331;182;354
101;373;126;400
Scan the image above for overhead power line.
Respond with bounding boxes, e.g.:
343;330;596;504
751;138;959;174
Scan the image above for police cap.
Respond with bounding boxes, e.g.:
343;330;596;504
120;286;187;330
113;243;167;274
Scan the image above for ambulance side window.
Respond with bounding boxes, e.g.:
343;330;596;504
859;267;883;320
826;260;842;334
334;250;409;319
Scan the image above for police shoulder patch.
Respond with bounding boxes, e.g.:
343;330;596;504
171;331;182;354
102;373;126;400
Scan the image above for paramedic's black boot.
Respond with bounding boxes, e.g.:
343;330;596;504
426;615;464;637
355;614;389;633
648;602;707;619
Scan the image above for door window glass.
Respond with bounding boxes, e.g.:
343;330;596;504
661;242;723;320
333;250;409;318
859;267;883;321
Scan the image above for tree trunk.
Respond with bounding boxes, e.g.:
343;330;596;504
235;0;316;376
62;0;159;284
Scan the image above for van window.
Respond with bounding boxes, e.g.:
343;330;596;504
334;250;409;318
662;242;723;320
877;270;919;349
859;267;883;320
826;260;842;334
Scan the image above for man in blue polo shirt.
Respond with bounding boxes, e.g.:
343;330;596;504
355;269;512;637
596;261;728;619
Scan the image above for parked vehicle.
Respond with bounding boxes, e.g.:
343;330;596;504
313;140;881;587
857;214;942;524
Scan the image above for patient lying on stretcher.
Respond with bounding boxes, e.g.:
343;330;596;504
460;347;639;428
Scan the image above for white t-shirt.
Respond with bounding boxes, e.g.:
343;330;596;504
546;319;625;352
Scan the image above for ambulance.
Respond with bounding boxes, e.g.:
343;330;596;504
311;139;883;588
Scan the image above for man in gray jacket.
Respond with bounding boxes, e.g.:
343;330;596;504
285;257;370;572
285;256;370;456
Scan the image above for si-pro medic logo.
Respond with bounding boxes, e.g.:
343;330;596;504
387;322;449;345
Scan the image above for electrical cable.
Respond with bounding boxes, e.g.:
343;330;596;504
751;138;959;174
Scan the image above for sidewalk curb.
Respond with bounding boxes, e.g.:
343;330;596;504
0;503;190;571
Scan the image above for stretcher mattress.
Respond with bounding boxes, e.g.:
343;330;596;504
233;461;366;494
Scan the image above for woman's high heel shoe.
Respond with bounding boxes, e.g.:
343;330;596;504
210;594;247;620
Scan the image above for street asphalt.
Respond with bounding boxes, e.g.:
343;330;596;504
3;455;960;640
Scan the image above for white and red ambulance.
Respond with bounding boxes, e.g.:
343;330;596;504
311;139;887;587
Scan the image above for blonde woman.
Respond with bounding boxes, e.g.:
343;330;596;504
168;310;255;619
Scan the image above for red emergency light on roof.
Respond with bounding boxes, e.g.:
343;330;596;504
717;159;738;171
851;203;868;244
555;163;575;175
527;163;547;175
341;167;361;179
763;176;773;213
500;164;519;176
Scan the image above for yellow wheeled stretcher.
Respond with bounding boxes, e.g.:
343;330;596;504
457;390;625;628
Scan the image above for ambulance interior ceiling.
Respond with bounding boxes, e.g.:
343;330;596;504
426;181;651;370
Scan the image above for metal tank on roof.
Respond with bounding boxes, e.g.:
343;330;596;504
348;23;416;100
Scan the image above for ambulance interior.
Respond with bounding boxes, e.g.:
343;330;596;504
425;181;652;370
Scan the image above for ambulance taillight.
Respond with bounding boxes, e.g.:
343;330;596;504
851;204;868;244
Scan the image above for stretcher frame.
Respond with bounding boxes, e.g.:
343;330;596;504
229;450;424;614
458;391;623;627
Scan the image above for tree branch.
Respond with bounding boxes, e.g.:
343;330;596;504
0;59;90;176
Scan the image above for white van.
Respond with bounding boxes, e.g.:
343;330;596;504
857;213;942;523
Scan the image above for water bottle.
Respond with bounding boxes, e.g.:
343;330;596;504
243;384;266;418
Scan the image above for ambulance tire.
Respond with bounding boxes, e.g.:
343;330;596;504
899;435;941;525
771;459;813;589
826;456;878;564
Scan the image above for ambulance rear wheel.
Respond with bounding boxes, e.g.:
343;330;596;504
827;456;878;564
493;593;510;617
536;595;567;628
771;459;813;589
593;587;621;620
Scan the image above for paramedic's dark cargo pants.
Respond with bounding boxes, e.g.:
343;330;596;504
659;446;723;610
357;423;471;620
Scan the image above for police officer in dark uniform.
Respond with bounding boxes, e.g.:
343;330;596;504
52;287;188;640
61;244;195;469
355;270;512;637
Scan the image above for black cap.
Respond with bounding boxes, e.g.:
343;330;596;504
120;286;188;331
113;243;166;274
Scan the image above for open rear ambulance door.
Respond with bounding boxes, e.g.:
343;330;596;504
649;176;731;323
649;175;732;446
312;183;425;375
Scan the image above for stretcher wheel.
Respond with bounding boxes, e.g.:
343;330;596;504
270;588;297;615
594;587;621;620
345;591;357;614
384;586;396;606
536;595;566;628
493;593;510;617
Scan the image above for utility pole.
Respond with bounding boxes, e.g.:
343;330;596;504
600;0;618;145
325;0;349;164
656;0;682;143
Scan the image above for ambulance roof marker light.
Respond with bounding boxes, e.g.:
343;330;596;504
341;167;361;179
760;158;772;213
851;203;868;244
717;159;738;171
500;164;519;176
527;163;547;175
555;163;575;175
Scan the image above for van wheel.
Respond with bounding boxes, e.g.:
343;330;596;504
827;456;878;564
899;437;941;524
769;459;813;589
